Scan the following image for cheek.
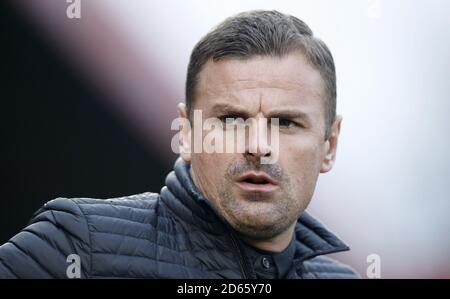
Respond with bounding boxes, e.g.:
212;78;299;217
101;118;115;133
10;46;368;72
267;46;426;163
193;152;231;174
279;137;323;185
193;154;217;181
191;153;233;197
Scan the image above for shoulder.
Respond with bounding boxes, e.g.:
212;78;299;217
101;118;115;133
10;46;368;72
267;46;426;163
36;192;161;238
301;256;361;279
33;192;160;226
0;192;161;278
62;192;160;216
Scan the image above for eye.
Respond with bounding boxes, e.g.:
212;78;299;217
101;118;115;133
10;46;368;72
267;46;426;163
278;118;297;128
219;115;241;125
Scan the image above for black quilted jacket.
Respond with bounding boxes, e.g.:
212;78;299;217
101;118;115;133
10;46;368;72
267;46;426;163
0;159;359;278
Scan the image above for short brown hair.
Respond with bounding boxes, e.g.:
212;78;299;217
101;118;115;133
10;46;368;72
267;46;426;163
186;10;336;138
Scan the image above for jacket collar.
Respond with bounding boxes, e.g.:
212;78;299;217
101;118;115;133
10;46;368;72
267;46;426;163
160;158;350;263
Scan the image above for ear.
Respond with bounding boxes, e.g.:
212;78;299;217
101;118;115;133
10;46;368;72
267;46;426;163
320;115;342;173
178;103;192;163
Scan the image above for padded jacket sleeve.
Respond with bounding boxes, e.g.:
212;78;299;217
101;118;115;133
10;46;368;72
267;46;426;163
0;198;91;278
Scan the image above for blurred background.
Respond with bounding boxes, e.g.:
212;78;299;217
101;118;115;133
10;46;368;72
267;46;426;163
0;0;449;278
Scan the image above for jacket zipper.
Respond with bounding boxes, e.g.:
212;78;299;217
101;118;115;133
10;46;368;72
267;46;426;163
228;231;253;279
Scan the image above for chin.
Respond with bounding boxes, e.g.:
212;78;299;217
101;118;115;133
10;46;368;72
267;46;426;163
228;214;288;239
234;223;287;240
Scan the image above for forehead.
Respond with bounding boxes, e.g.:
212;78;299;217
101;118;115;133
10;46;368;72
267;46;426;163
195;51;325;113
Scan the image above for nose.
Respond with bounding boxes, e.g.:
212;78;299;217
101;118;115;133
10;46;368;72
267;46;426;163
245;117;272;162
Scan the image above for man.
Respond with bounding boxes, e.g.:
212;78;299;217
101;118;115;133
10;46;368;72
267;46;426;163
0;10;359;279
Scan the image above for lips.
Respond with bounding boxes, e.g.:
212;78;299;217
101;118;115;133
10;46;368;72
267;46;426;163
235;172;279;193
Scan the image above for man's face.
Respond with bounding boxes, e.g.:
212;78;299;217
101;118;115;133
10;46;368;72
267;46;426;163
180;51;341;240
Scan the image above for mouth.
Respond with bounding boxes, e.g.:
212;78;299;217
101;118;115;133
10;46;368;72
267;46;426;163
235;172;279;193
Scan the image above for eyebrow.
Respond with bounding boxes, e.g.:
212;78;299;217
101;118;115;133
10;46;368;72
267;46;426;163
210;103;251;119
265;109;312;123
209;103;312;122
